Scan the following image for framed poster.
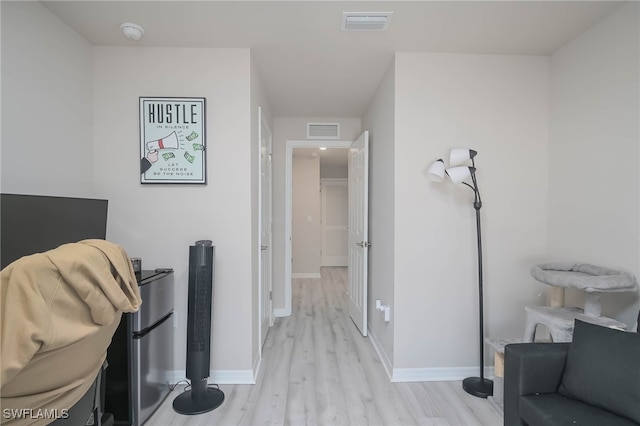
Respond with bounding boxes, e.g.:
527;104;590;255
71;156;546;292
140;97;206;184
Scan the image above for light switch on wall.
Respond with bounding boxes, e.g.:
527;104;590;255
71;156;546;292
307;215;312;222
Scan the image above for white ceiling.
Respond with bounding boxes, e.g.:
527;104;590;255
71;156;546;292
41;0;624;118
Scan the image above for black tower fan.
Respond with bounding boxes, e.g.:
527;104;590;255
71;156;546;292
173;240;225;414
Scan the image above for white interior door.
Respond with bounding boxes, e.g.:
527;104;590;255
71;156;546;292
258;107;273;350
321;179;348;266
348;130;369;337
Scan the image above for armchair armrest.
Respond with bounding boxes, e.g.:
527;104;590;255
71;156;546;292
503;342;570;426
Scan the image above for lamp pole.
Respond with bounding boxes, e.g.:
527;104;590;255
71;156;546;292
461;167;493;398
427;150;493;398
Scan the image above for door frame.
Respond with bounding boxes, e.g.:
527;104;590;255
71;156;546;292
281;139;352;317
258;106;273;357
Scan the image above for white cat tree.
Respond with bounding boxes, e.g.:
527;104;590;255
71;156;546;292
523;263;636;341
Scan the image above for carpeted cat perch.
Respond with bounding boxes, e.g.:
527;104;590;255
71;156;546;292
531;263;638;316
524;263;638;342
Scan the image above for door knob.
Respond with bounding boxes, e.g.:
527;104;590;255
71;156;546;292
261;245;268;251
356;241;371;248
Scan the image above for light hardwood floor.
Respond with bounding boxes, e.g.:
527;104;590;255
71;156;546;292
147;267;503;426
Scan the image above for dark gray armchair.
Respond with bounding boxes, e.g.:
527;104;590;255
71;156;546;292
504;318;640;426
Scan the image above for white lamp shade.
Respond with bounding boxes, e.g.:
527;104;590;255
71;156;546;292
427;159;445;182
449;148;477;167
446;166;473;184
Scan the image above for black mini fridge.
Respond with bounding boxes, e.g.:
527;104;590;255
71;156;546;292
105;270;174;426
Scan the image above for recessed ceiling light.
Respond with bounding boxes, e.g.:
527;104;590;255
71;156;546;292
341;12;393;31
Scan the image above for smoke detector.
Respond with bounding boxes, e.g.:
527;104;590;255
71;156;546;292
120;22;144;41
341;12;393;31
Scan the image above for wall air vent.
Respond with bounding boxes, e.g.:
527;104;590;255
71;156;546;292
307;122;340;140
341;12;393;31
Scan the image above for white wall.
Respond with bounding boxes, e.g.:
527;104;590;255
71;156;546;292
361;62;396;373
93;47;255;380
548;2;640;328
320;160;348;179
292;151;321;275
1;1;259;382
271;117;361;311
1;2;94;197
393;53;549;373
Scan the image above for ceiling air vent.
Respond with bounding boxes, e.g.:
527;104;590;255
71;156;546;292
341;12;393;31
307;122;340;140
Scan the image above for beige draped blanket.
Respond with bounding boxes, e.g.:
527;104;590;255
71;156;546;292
1;240;141;426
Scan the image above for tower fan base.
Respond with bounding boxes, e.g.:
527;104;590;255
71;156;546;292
172;387;225;415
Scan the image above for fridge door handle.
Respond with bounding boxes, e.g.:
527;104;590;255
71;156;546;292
132;312;173;339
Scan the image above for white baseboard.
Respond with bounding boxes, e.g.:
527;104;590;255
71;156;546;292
391;366;495;383
274;308;290;317
367;324;393;381
292;273;321;279
170;369;256;385
365;324;495;383
253;352;262;383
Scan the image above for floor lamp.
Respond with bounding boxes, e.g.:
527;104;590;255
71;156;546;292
427;148;493;399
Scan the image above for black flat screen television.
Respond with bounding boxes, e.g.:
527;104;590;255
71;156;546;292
1;193;108;269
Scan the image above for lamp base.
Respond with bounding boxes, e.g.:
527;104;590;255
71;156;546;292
462;376;493;399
